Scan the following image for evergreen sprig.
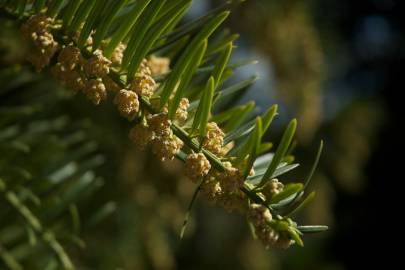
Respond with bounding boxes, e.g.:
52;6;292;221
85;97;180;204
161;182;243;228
1;0;328;268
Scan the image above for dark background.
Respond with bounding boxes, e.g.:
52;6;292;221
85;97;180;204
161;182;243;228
321;0;403;268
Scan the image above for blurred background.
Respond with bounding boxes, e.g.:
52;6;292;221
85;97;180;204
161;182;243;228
1;0;403;269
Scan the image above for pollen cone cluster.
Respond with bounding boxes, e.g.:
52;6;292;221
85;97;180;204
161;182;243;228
18;11;301;250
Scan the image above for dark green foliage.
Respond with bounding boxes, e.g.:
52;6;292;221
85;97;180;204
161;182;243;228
0;66;111;270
